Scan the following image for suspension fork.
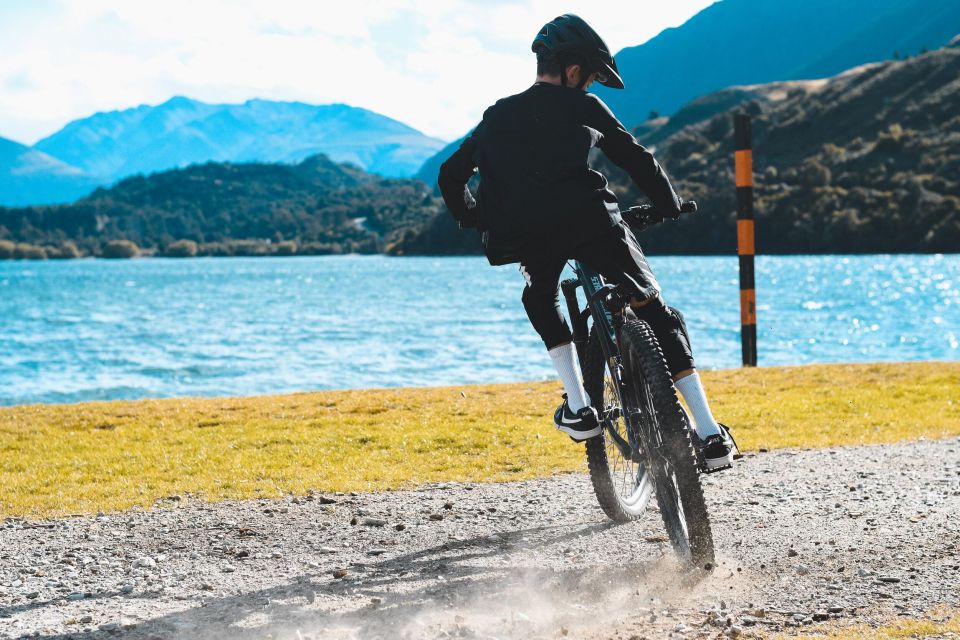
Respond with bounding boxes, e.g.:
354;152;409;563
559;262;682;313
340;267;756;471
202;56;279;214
563;264;644;460
560;278;591;372
560;269;619;371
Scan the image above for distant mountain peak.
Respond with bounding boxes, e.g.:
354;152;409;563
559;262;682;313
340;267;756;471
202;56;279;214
28;97;446;191
160;95;199;107
0;135;96;206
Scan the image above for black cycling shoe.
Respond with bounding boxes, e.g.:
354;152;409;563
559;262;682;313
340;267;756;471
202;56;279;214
692;423;738;472
554;394;601;441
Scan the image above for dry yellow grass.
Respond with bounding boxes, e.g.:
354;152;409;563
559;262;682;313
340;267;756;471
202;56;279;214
1;362;957;518
774;610;960;639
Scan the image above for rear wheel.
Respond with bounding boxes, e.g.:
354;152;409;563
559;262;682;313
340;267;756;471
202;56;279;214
584;327;653;523
620;319;715;569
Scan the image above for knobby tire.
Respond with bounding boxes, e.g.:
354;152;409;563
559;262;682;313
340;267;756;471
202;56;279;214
620;319;715;569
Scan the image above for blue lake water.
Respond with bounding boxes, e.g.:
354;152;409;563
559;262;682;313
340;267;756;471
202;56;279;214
0;254;957;406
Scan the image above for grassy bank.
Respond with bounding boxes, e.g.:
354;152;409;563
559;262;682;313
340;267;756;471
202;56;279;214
777;610;960;639
1;362;958;518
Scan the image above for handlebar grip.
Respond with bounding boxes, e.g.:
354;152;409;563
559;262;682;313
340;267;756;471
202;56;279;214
622;200;697;233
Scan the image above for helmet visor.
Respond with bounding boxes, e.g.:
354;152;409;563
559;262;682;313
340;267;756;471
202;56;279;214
597;61;624;89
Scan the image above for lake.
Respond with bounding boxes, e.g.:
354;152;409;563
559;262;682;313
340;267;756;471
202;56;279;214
1;254;957;406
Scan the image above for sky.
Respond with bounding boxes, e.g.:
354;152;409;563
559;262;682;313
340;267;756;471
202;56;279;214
0;0;716;145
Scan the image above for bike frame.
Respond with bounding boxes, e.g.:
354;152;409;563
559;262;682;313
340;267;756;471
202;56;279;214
561;262;642;460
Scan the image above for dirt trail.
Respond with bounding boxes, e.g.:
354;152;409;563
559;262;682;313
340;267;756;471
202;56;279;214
2;438;959;639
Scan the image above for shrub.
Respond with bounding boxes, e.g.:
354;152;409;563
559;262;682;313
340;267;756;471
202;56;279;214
165;239;198;258
14;243;48;259
801;160;831;187
875;123;908;154
275;240;298;256
102;240;140;259
50;241;82;259
300;242;343;255
197;242;230;257
225;240;267;256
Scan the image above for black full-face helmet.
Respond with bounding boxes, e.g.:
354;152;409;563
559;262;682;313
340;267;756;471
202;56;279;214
531;14;624;89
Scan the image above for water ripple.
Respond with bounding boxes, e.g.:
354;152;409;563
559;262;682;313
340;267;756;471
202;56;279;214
0;254;957;405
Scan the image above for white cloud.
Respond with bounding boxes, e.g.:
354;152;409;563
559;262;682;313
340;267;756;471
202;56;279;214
0;0;714;145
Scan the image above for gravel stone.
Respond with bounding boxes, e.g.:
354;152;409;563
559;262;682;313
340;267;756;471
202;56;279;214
361;517;388;527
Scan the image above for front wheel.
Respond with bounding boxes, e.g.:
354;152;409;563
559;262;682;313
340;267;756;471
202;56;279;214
583;327;654;523
621;319;715;569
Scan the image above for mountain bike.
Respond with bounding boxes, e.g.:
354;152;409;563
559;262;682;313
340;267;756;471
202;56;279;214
559;201;715;569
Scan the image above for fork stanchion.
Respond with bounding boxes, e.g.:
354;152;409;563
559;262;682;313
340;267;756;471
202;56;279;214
735;114;757;367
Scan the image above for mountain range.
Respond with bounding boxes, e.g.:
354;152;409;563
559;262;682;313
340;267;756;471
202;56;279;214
34;97;445;182
593;0;960;127
0;98;446;207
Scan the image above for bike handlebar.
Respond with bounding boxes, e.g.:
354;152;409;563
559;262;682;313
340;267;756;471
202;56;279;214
622;200;697;232
459;200;697;232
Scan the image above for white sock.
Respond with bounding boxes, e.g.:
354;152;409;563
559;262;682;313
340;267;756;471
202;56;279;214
674;372;722;439
548;343;591;412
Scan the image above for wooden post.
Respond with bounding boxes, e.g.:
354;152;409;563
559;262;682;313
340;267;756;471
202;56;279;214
734;114;757;367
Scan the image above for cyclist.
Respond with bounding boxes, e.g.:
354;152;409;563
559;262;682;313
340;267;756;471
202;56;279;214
438;14;736;470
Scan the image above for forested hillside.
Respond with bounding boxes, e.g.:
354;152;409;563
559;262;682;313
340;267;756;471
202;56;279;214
0;154;442;258
394;44;960;257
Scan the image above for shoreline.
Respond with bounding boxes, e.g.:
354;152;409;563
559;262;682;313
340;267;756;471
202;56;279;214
1;359;958;410
2;249;959;261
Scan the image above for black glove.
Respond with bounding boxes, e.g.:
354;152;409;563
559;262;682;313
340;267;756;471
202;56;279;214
623;200;697;233
622;205;662;232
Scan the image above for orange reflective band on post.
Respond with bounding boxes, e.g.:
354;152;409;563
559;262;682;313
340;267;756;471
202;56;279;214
735;150;753;187
737;219;755;255
740;289;757;325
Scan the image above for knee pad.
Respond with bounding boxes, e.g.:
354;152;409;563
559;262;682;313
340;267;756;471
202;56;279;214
668;305;692;347
632;297;695;375
631;295;670;326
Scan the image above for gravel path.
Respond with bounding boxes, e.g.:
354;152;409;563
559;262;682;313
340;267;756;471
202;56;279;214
2;438;959;640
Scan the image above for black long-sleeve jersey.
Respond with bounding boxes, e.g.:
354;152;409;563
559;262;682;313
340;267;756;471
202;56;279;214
438;82;682;265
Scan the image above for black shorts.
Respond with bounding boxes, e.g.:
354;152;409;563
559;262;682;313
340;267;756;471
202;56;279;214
519;222;695;374
520;222;660;309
